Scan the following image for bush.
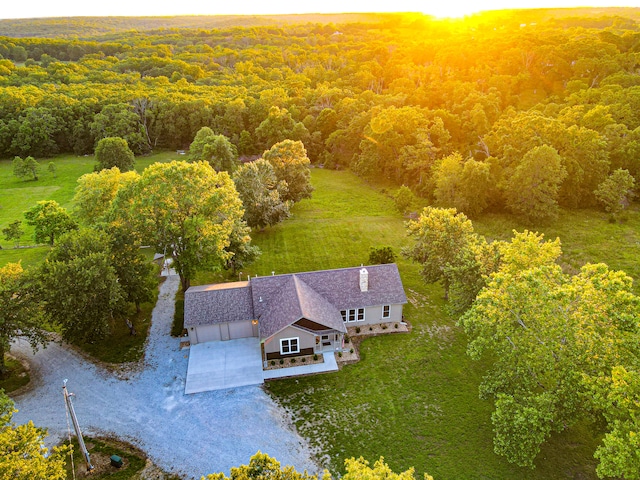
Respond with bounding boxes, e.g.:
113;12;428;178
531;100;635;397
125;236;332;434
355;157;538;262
344;334;350;343
313;354;318;361
338;352;343;358
290;358;296;364
382;324;388;330
369;326;373;331
279;359;284;365
394;323;398;329
301;357;306;363
355;327;361;334
350;348;354;354
270;360;275;366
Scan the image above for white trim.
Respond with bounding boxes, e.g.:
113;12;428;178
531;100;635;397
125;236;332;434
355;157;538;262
382;305;391;319
342;308;365;323
280;337;300;355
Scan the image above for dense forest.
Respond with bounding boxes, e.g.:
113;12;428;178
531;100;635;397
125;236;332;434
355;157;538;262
2;8;640;221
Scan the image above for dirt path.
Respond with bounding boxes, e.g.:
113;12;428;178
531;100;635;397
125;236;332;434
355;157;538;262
10;273;317;479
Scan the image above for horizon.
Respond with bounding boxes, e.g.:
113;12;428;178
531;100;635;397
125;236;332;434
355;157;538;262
1;1;639;21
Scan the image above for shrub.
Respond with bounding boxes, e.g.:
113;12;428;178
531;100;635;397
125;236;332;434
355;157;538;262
338;352;343;358
301;357;306;363
344;334;350;343
382;324;388;330
313;354;318;361
369;326;373;331
394;323;398;329
350;348;354;354
355;327;361;334
279;359;284;365
290;358;296;364
270;360;275;366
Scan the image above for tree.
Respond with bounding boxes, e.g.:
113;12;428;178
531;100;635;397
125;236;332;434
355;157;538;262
403;207;476;300
255;106;299;149
2;220;23;248
594;168;636;219
233;159;291;229
90;103;150;155
222;219;261;276
460;232;640;470
189;127;239;173
504;145;567;224
0;263;47;378
204;452;430;480
94;137;135;172
38;229;125;343
368;246;396;265
393;185;413;214
113;161;244;291
103;222;156;314
24;200;77;245
47;161;56;178
0;391;67;480
12;156;39;181
262;140;313;203
74;167;139;224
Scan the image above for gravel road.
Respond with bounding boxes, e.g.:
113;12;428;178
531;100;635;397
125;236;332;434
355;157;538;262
10;273;318;479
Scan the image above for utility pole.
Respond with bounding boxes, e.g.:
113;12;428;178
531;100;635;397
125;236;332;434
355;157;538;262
62;379;94;472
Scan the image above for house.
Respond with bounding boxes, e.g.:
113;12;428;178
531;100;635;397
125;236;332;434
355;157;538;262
184;264;407;366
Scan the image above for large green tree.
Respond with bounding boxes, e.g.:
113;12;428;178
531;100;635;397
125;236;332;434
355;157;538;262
504;145;567;224
74;167;140;224
23;200;77;245
403;207;476;300
94;136;136;172
38;229;125;343
460;231;640;470
113;160;245;291
233;159;291;230
0;263;47;378
262;140;313;203
0;392;67;480
594;168;636;219
188;127;238;173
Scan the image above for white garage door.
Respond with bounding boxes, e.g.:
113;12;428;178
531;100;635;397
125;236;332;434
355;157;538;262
196;325;221;343
228;320;256;339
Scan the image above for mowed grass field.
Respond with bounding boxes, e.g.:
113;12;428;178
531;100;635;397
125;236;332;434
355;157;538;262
2;154;638;478
248;168;640;479
0;151;179;267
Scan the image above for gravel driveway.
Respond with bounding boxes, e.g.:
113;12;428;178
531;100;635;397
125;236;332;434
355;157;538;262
10;273;318;479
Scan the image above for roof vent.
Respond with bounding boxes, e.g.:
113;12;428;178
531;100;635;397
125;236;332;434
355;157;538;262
359;268;369;292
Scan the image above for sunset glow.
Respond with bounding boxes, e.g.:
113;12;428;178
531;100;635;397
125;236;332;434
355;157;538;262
1;0;639;20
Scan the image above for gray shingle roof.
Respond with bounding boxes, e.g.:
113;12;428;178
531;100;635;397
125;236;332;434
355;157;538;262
185;264;407;338
258;276;346;339
184;281;254;327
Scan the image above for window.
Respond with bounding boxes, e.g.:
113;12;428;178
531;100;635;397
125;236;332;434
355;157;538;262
280;337;299;355
382;305;391;318
342;308;365;323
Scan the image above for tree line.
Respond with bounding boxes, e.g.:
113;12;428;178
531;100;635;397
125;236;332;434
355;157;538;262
1;11;640;221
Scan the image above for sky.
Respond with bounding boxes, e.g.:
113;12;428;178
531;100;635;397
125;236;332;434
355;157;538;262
1;0;639;20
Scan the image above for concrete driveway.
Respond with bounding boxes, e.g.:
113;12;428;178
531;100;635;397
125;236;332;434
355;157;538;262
185;338;264;394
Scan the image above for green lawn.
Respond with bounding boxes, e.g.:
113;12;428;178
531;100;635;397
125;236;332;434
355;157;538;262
242;168;630;479
0;150;179;267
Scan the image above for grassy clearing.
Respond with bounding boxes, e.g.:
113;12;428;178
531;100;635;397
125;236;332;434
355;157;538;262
0;150;179;262
245;168;631;479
